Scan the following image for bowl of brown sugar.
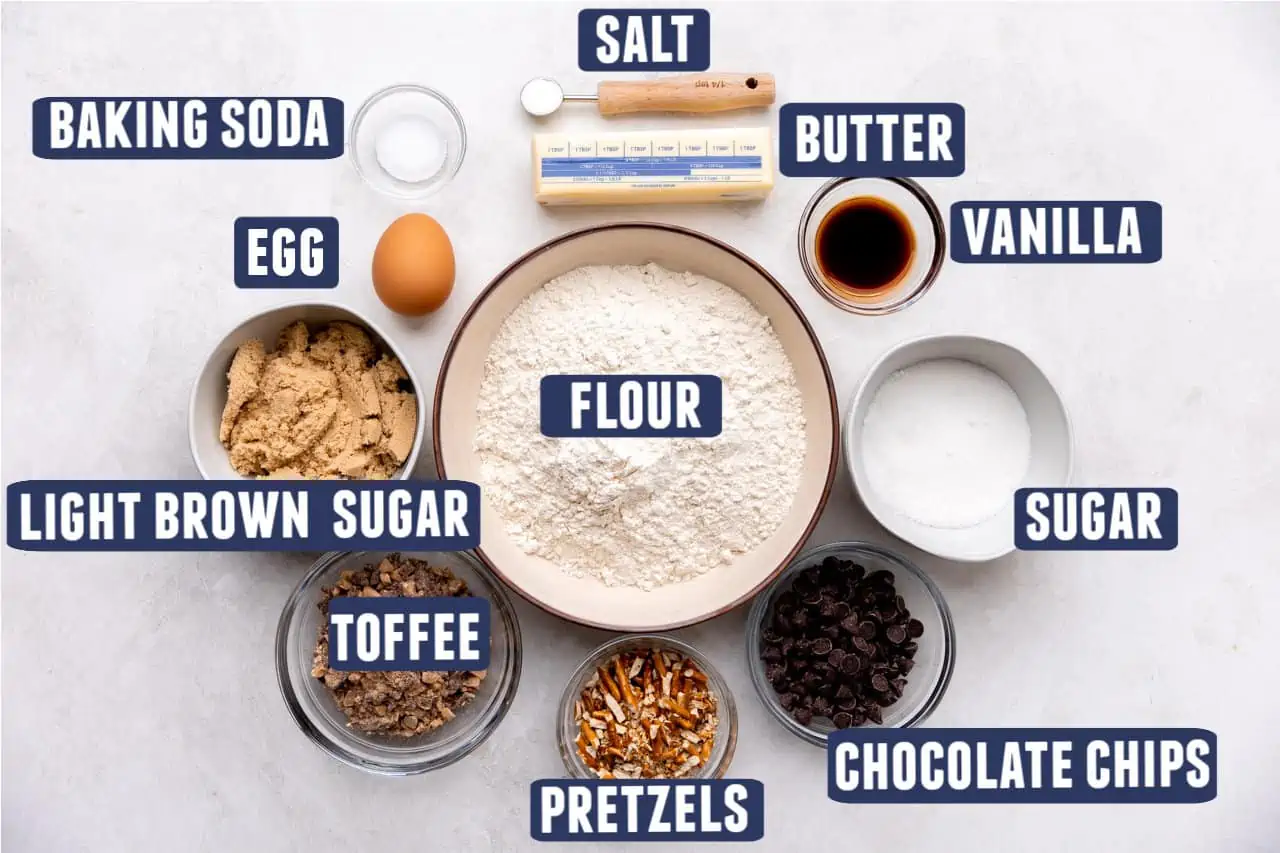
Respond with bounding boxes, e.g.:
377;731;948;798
275;550;522;775
189;302;425;481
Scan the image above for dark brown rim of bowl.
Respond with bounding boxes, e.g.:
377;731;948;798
432;222;840;632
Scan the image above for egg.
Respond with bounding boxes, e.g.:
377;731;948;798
371;213;455;316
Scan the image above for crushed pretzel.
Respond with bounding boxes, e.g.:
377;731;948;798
573;648;718;779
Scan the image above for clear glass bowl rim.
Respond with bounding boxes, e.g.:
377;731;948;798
744;540;956;746
274;549;522;775
347;83;468;200
796;176;948;315
556;633;738;779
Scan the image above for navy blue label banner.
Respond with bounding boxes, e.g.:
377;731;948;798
234;217;339;288
578;9;710;71
951;202;1162;263
531;779;763;841
327;596;490;671
828;728;1215;804
1015;488;1177;550
6;480;479;551
540;375;723;438
32;97;343;159
779;102;965;177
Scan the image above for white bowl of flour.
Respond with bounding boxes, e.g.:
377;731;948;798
434;224;840;630
846;335;1072;562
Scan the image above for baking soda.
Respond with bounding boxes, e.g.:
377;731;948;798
860;359;1030;528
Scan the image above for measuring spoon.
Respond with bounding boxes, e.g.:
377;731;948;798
520;73;775;118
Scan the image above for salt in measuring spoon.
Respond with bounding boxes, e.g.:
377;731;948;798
520;73;776;117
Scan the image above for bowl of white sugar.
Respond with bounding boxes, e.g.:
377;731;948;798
846;335;1072;562
433;223;840;631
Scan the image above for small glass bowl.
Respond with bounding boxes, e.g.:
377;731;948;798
797;176;947;315
557;635;738;779
275;550;521;775
745;541;955;746
348;84;466;200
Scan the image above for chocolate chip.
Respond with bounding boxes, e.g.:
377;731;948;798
907;619;924;638
761;555;921;731
832;712;854;729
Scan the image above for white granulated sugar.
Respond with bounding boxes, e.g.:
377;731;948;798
474;263;807;590
861;359;1030;529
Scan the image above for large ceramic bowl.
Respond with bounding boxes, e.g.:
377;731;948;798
434;223;839;631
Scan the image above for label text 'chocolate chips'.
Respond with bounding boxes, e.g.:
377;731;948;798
530;779;763;841
828;728;1215;803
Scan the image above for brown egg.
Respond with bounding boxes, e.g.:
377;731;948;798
372;213;455;316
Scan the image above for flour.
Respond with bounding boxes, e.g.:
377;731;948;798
860;359;1030;529
474;263;807;590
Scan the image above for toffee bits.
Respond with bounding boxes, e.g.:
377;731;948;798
760;555;923;728
311;554;486;737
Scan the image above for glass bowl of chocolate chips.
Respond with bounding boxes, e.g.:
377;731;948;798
746;541;955;745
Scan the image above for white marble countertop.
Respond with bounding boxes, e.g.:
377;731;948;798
3;3;1279;851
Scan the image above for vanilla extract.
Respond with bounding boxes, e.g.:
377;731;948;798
957;204;1150;258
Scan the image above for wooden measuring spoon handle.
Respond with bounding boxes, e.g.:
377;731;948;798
596;73;775;116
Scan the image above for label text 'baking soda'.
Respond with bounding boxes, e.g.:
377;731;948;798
1015;488;1177;550
950;202;1162;263
32;97;343;159
779;103;965;178
327;596;490;671
540;375;723;438
531;779;763;841
6;480;479;551
234;217;339;288
828;728;1215;803
578;9;710;71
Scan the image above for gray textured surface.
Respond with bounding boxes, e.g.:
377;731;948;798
3;3;1279;851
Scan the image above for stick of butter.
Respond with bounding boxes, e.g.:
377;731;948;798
533;128;774;205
